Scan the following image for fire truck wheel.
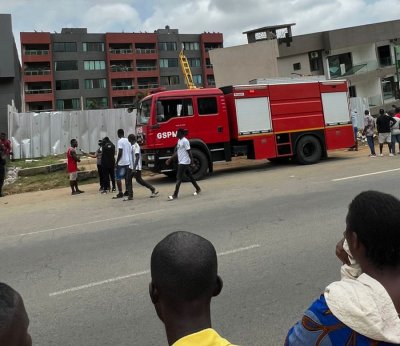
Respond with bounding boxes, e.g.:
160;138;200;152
187;148;208;181
295;135;322;165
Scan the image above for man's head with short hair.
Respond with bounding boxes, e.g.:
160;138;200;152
177;129;186;139
0;133;5;140
0;283;31;346
150;231;222;325
70;139;77;148
127;134;136;144
364;110;369;115
346;191;400;269
117;129;124;138
379;108;385;115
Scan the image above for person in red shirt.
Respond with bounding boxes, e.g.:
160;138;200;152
394;107;400;119
67;139;84;195
0;133;12;159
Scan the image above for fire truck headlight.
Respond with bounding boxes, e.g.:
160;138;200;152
147;155;155;161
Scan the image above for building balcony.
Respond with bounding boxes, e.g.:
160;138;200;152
112;85;134;90
136;66;157;71
109;48;133;54
137;83;159;90
110;88;136;97
110;65;134;72
24;49;49;56
24;69;51;76
25;92;53;103
135;48;156;54
25;89;52;94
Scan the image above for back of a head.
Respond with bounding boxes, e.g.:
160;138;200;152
127;134;136;142
364;110;369;115
117;129;124;137
379;108;385;115
0;283;30;346
151;231;218;302
347;191;400;268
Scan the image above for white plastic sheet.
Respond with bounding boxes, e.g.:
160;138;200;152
8;108;136;159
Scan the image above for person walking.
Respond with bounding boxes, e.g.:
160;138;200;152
100;137;116;193
67;139;84;195
390;115;400;155
125;134;158;201
166;128;201;201
0;132;12;160
362;110;376;157
114;129;131;199
376;108;396;156
349;110;358;151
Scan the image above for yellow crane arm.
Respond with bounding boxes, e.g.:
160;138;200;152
179;50;197;89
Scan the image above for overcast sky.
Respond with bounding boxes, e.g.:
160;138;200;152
1;0;400;52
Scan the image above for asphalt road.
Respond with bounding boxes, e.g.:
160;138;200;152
1;148;400;346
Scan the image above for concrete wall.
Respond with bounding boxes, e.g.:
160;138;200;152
0;14;21;134
277;53;312;77
210;40;279;87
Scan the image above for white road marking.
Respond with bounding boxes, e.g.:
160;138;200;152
332;168;400;182
4;210;163;239
49;244;261;297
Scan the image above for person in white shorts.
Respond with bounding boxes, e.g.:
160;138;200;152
376;108;396;156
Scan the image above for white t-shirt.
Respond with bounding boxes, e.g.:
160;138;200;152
177;137;191;164
129;143;142;170
117;137;131;166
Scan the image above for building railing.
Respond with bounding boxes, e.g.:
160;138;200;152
25;89;52;94
112;85;134;90
135;48;156;54
25;49;49;55
333;59;395;78
109;48;133;54
208;81;216;86
136;66;157;71
113;104;134;109
110;66;133;72
137;83;158;89
205;64;213;68
24;70;51;76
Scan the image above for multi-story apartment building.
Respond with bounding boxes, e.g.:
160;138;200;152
0;14;21;134
210;20;400;113
20;26;223;112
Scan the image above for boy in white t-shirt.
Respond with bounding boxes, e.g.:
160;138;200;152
166;129;201;200
125;134;158;201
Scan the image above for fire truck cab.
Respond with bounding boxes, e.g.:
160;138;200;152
136;79;354;180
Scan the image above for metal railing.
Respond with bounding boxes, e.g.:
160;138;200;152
24;70;51;76
109;48;133;54
135;48;156;54
25;89;52;94
137;83;158;89
205;64;213;68
112;85;134;90
136;66;157;71
25;50;49;55
110;66;133;72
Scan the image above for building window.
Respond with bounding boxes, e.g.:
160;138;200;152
83;42;105;52
193;74;202;84
293;62;301;71
183;42;200;51
188;58;201;68
84;60;106;70
156;98;193;122
159;58;179;68
159;42;177;51
207;75;215;86
56;79;79;90
160;75;180;85
56;98;80;110
54;60;78;71
348;86;357;98
382;77;396;100
377;45;392;67
328;53;352;78
198;97;218;115
53;42;77;52
86;97;108;109
309;51;322;72
85;79;107;89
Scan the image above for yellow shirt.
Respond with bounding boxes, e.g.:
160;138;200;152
172;328;235;346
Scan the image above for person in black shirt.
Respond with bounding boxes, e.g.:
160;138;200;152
100;137;116;193
376;108;396;156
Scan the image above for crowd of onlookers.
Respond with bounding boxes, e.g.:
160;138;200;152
1;190;400;345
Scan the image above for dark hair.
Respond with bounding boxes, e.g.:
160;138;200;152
0;283;18;333
70;139;77;145
151;231;218;302
103;137;109;142
379;108;385;115
127;134;136;142
347;191;400;267
177;128;186;136
364;110;369;115
117;129;124;137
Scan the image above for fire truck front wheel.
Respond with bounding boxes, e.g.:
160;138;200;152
295;135;322;165
188;148;208;181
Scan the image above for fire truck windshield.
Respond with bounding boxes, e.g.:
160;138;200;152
137;99;151;125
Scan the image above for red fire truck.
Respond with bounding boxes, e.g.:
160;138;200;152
135;79;355;180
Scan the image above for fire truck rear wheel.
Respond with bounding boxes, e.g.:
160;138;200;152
187;148;208;181
295;135;322;165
